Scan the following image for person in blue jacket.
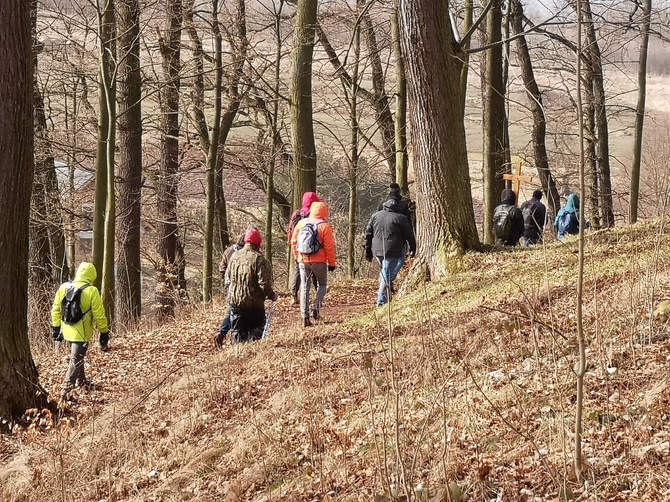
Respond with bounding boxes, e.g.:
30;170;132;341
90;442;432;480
554;193;581;241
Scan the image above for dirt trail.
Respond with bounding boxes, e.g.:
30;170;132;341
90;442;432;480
34;280;380;415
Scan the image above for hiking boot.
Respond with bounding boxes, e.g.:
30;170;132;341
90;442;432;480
311;309;320;321
303;317;312;328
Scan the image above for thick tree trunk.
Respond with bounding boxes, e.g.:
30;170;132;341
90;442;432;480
156;0;182;318
116;0;142;322
399;0;480;281
509;0;560;219
290;0;318;208
0;0;44;418
482;0;507;244
629;0;651;223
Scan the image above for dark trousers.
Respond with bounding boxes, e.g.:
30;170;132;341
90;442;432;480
219;306;232;335
64;342;88;388
230;306;266;344
292;259;318;299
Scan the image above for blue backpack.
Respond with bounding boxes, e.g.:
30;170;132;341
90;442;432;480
557;212;579;237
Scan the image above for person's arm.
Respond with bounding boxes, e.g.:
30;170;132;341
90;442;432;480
322;223;337;268
290;221;302;261
51;285;65;328
89;287;109;334
257;256;276;300
402;217;416;255
364;216;374;251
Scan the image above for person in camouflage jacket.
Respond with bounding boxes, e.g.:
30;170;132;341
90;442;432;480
225;227;278;343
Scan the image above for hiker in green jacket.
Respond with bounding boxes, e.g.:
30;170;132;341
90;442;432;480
51;262;109;401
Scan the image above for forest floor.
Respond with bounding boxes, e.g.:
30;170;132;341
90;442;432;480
3;220;670;501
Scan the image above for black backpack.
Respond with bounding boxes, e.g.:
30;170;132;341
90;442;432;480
493;204;514;241
522;201;539;232
61;283;90;324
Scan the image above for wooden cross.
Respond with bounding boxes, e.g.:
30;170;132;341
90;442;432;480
503;161;533;204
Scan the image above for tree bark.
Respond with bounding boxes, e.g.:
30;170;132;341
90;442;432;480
156;0;182;318
399;0;480;281
290;0;318;209
0;0;44;418
116;0;142;322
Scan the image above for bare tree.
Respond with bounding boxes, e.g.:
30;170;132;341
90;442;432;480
0;0;44;418
510;0;560;219
116;0;142;322
629;0;652;223
290;0;318;208
156;0;182;318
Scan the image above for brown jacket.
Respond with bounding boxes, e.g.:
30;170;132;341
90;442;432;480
225;244;275;309
219;244;241;278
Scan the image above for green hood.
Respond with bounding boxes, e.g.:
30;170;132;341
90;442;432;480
74;262;97;285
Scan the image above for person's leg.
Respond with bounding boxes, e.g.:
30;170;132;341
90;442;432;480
63;342;88;397
292;260;301;302
389;256;405;285
311;263;328;318
300;263;313;321
246;307;267;342
376;257;390;306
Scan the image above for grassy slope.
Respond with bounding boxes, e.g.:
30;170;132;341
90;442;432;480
3;219;670;501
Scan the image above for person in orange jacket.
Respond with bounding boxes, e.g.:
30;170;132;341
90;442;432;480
290;201;337;327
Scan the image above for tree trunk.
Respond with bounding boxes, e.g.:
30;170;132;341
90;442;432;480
0;0;44;418
116;0;142;323
92;0;115;291
459;0;473;118
582;0;614;227
203;0;223;304
391;2;408;195
399;0;480;281
360;0;396;179
509;0;560;219
482;0;507;244
290;0;318;209
100;0;117;325
348;18;361;278
156;0;182;318
629;0;651;223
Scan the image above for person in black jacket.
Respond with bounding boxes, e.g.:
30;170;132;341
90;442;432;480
493;189;524;246
520;189;547;246
364;199;416;306
378;182;412;223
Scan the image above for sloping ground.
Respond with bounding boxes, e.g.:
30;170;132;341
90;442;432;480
3;220;670;501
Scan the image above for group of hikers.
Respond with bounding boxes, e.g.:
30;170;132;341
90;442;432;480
49;182;582;402
493;188;582;247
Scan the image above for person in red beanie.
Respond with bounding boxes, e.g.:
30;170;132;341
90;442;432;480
287;192;321;304
224;227;278;343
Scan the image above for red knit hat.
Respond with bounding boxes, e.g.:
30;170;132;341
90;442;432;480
244;227;262;247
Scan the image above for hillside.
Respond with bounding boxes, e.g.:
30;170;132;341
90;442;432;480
3;220;670;501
